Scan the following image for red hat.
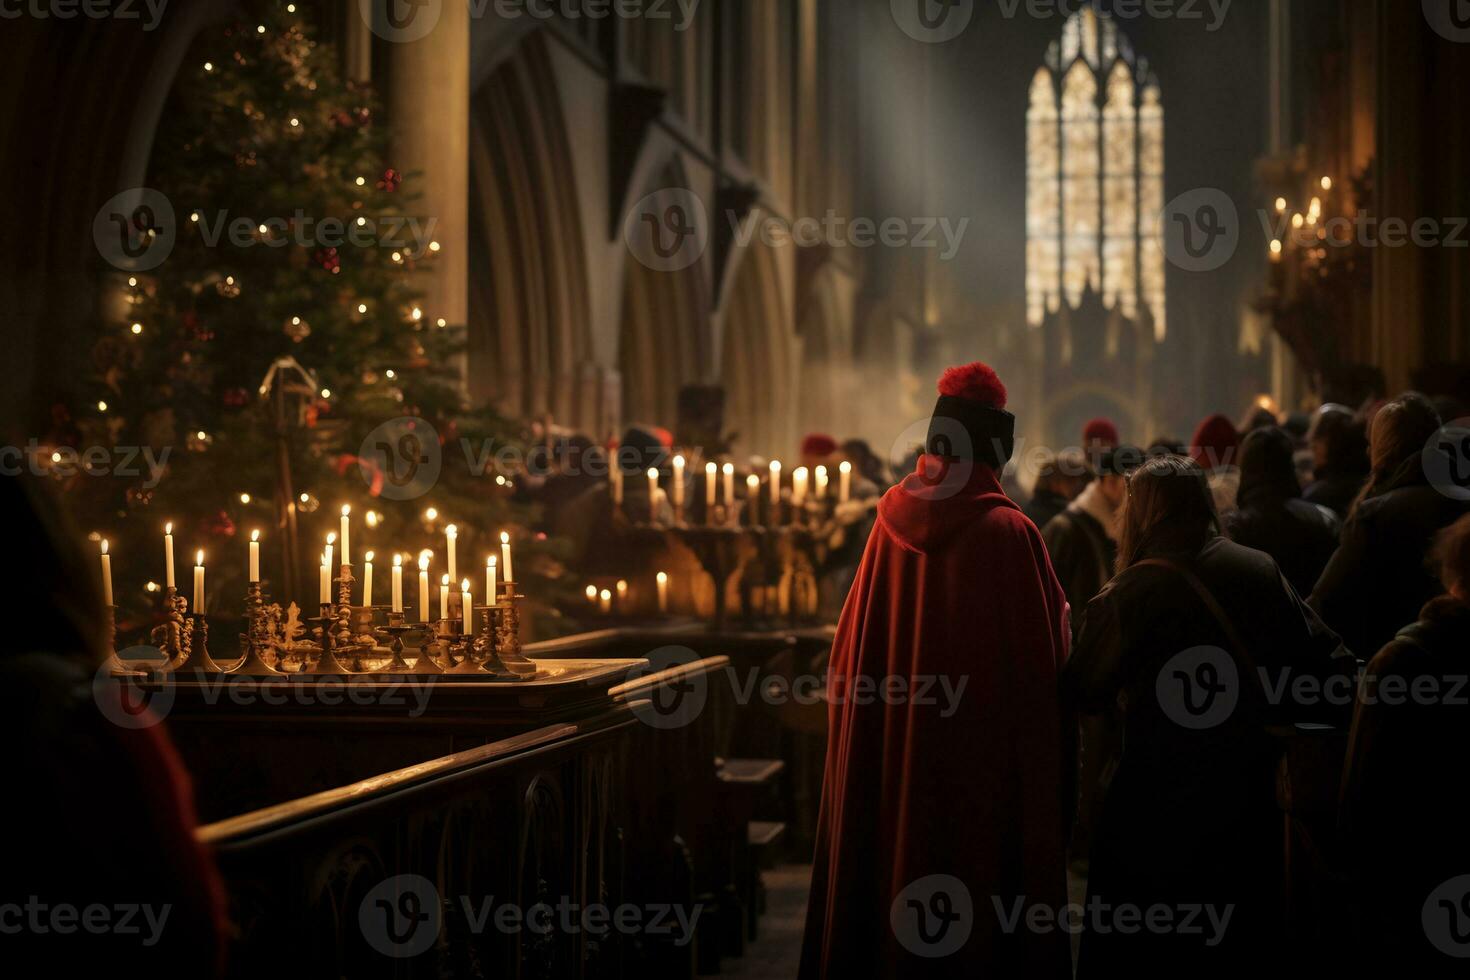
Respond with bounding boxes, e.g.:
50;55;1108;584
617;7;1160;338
929;362;1014;467
1191;414;1241;470
1083;418;1120;449
801;433;839;458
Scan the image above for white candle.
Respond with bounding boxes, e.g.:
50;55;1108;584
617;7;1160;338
392;554;404;613
486;555;499;606
672;455;686;509
599;589;612;614
439;574;449;622
815;465;829;500
705;462;717;509
364;551;375;607
100;539;113;607
617;580;628;603
164;522;175;589
586;584;598;604
418;553;430;622
646;468;659;521
747;474;761;525
461;579;473;635
320;554;331;604
722;464;735;508
339;505;351;565
193;550;205;612
445;524;457;584
500;531;514;583
249;529;260;582
325;532;335;573
793;467;809;506
656;571;668;613
769;460;782;507
839;461;852;503
610;458;624;506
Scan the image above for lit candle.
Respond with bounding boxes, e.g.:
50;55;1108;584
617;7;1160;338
839;461;852;503
610;457;624;507
656;571;669;613
325;532;336;573
769;460;782;508
647;467;660;521
672;455;686;510
320;553;331;604
439;574;449;622
193;550;205;612
500;531;514;583
339;505;351;565
486;555;499;606
616;580;628;604
747;474;761;525
599;588;612;614
249;529;260;582
392;554;404;613
586;584;598;604
793;467;809;506
100;539;113;607
363;551;375;607
445;523;457;584
815;465;829;500
418;553;430;623
461;579;473;635
722;463;735;506
164;522;175;589
705;462;717;510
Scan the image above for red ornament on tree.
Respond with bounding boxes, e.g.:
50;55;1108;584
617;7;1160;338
377;168;402;192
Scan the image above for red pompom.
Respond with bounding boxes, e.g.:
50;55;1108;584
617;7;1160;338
936;362;1007;409
1083;418;1121;448
801;433;839;458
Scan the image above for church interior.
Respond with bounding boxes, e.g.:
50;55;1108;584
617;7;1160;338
3;0;1470;976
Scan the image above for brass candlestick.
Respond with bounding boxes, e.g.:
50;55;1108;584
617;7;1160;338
187;614;226;673
229;582;281;675
494;582;537;678
153;587;192;671
101;605;143;676
411;620;445;674
377;611;415;673
308;602;350;674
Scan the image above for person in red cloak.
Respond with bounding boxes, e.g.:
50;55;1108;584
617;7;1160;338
800;362;1074;979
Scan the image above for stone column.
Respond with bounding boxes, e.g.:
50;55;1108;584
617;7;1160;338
380;0;471;397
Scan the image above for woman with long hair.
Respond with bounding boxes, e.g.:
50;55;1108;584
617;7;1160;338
1310;392;1470;659
1;472;225;974
1062;456;1352;978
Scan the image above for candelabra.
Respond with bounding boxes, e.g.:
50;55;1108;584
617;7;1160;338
101;605;143;676
152;587;192;672
308;601;351;674
376;610;416;673
229;582;281;675
412;621;446;674
188;613;226;673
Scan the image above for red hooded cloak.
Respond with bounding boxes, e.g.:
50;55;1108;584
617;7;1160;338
800;456;1074;978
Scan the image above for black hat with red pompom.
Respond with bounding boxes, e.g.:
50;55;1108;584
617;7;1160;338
926;362;1016;469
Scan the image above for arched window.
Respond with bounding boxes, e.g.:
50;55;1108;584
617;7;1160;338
1027;8;1165;340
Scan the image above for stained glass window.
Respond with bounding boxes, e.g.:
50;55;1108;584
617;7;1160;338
1027;8;1165;339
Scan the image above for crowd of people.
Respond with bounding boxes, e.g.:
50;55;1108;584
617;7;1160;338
806;362;1470;978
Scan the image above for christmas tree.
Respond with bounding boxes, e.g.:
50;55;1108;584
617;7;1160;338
73;3;549;648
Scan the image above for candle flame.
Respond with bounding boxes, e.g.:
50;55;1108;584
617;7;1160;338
419;553;430;571
840;461;852;474
747;474;759;487
657;571;668;584
816;465;828;478
646;468;658;479
499;531;510;544
461;579;470;592
394;554;403;567
586;585;598;599
341;504;351;516
101;539;109;555
723;463;734;474
441;574;450;586
251;529;260;542
165;522;173;535
795;466;808;479
617;580;628;593
706;462;717;474
770;460;782;473
327;532;337;544
600;589;612;601
365;550;375;562
487;555;497;566
196;549;204;566
674;454;685;466
446;524;457;536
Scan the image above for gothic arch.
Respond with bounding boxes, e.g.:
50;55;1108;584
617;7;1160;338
617;160;714;428
469;33;595;427
720;238;794;459
796;262;852;437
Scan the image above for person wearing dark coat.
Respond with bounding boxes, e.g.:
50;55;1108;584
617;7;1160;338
1023;447;1088;531
1339;514;1470;977
1301;404;1369;518
1225;426;1340;597
1310;393;1470;659
1062;455;1353;979
1042;445;1140;630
